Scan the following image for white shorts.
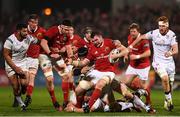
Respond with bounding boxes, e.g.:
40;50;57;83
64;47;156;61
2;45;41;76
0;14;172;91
5;60;28;77
125;65;150;80
38;54;52;70
86;70;115;84
27;57;39;70
152;62;175;79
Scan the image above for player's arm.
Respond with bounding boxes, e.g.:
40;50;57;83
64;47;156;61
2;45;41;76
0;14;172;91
130;50;151;60
130;41;151;60
170;44;178;55
3;48;24;75
165;44;178;57
65;44;74;58
40;38;51;55
128;34;147;49
111;43;129;60
68;58;90;68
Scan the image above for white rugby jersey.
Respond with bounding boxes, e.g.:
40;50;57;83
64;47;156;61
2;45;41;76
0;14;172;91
146;29;177;63
4;34;37;64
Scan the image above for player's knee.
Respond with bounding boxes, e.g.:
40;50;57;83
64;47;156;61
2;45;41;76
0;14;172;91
46;77;54;85
44;71;53;78
75;86;85;96
120;84;129;96
95;79;108;89
157;69;168;78
79;80;91;90
169;74;175;82
162;76;169;83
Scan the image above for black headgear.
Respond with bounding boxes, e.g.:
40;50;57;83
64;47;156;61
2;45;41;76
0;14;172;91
61;19;73;26
78;47;88;57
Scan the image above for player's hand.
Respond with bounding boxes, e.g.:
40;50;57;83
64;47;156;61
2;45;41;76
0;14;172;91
50;47;60;53
50;53;60;59
123;55;129;63
127;45;133;52
81;66;91;74
109;52;118;60
130;54;141;60
66;58;73;65
59;47;66;53
64;103;76;112
14;66;25;76
164;51;172;58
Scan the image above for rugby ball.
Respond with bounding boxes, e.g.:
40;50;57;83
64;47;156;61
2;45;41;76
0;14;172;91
108;49;120;63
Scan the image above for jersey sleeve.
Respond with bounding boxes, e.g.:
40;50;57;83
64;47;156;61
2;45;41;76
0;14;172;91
4;38;13;50
107;39;116;49
171;33;177;45
145;30;154;40
142;40;150;51
44;26;57;41
86;49;95;61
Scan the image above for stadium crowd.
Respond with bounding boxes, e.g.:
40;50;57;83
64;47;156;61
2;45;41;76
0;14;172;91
0;3;180;72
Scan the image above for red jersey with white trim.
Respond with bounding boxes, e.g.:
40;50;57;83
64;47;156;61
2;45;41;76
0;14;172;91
26;26;46;58
86;38;116;72
128;35;150;69
44;26;70;53
69;34;87;59
83;38;94;49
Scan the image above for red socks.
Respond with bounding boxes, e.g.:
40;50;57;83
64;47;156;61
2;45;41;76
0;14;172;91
26;85;34;96
49;90;57;103
88;88;101;108
61;81;69;102
145;87;151;105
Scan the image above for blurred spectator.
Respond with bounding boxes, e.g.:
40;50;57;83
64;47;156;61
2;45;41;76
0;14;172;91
0;3;180;73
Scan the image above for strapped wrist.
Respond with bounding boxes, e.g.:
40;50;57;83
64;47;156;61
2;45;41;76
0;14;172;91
169;51;173;56
136;55;140;59
129;45;133;49
48;52;52;56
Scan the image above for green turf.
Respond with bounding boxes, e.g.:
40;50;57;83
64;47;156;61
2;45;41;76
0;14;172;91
0;86;180;116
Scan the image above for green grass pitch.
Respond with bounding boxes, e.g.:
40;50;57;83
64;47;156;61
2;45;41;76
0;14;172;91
0;86;180;116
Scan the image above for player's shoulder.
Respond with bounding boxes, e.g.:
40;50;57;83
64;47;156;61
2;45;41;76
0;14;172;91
47;25;58;32
8;34;16;40
38;26;46;32
149;29;159;35
74;34;83;39
6;34;16;43
167;29;176;36
104;38;113;43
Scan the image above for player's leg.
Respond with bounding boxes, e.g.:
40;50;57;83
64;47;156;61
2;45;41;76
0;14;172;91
137;66;152;106
39;54;61;111
111;79;155;113
9;74;26;111
87;72;115;112
123;65;137;88
24;57;39;107
153;63;173;111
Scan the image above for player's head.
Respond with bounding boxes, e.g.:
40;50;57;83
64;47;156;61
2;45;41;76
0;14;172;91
16;23;28;38
129;23;140;39
157;16;169;35
109;102;122;112
60;19;73;34
91;30;103;47
78;47;88;60
28;14;39;31
68;27;74;37
82;27;93;41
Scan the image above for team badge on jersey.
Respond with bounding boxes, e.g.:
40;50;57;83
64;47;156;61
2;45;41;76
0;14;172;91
105;47;110;52
37;33;42;38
